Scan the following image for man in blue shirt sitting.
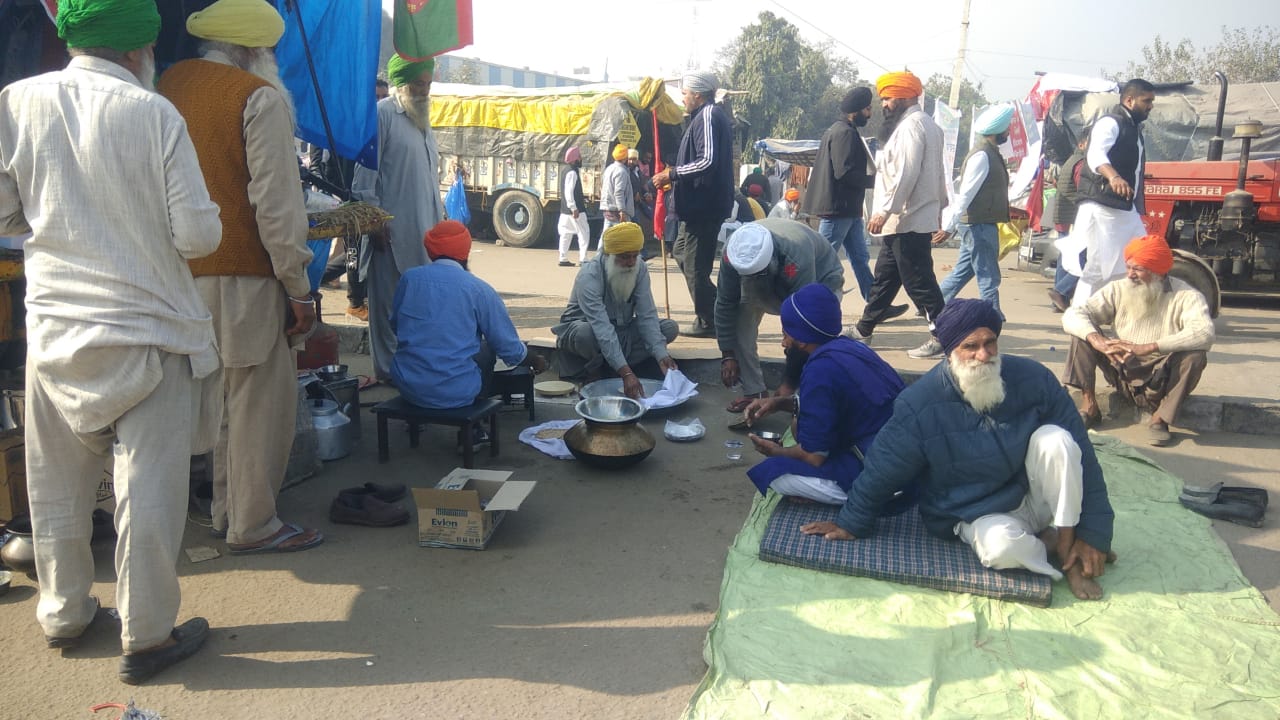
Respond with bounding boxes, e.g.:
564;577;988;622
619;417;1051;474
390;220;547;443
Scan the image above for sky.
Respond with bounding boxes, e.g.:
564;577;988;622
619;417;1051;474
386;0;1272;101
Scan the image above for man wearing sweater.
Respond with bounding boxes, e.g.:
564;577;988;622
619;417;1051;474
1062;235;1215;446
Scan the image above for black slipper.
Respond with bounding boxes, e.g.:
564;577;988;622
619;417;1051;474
1181;482;1269;509
1179;483;1267;528
338;481;408;504
118;617;210;685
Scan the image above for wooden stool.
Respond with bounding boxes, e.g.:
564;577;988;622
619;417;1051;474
372;396;502;468
491;366;535;421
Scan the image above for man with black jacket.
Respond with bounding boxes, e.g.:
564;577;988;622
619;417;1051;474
1071;78;1155;303
651;70;734;338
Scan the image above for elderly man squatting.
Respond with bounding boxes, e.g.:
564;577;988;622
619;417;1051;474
553;223;678;400
804;299;1116;601
1;0;222;682
742;284;904;504
160;0;323;555
1062;234;1214;446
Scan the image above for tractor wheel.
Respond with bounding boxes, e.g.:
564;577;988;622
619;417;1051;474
1169;249;1221;318
492;190;544;248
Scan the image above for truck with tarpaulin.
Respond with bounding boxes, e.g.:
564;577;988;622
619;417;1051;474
427;78;686;247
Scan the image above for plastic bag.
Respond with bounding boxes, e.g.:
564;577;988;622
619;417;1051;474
445;171;471;226
996;220;1024;260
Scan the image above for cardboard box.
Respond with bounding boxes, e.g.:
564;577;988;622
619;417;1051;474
413;468;536;550
0;427;27;520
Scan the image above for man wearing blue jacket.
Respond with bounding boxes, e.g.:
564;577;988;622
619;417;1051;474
802;299;1115;601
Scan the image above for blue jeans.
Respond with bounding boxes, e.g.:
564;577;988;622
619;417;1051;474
1053;248;1085;299
939;222;1001;314
819;216;874;300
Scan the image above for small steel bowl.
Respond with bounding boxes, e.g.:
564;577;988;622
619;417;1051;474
574;396;645;425
315;364;349;383
755;431;783;442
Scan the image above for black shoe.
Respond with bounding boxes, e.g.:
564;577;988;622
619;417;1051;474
883;304;909;321
558;260;575;267
338;481;408;504
682;320;715;339
329;493;410;527
1047;289;1070;313
118;617;210;685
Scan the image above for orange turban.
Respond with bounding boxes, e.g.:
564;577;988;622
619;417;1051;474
784;188;800;202
876;71;923;99
1123;234;1174;275
424;220;472;261
612;144;630;162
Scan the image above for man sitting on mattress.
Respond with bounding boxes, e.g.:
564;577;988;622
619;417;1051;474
802;298;1116;600
742;283;904;505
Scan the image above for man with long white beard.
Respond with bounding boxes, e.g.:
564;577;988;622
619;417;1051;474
553;223;678;400
352;54;446;383
1063;234;1214;446
802;299;1116;601
159;0;323;555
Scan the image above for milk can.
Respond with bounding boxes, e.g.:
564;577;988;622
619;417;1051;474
309;398;353;461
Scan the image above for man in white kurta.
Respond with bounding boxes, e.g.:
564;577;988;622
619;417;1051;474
352;55;446;382
0;4;220;679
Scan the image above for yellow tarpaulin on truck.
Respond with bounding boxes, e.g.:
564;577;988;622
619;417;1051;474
429;77;684;135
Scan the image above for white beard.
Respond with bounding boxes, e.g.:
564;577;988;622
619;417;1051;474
135;49;156;91
244;49;296;127
950;354;1006;413
606;254;639;304
393;85;432;130
1117;275;1165;317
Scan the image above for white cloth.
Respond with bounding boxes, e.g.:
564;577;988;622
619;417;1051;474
871;105;949;236
770;475;848;504
1054;233;1087;276
941;150;991;233
640;369;698;410
600;160;634;217
558;213;591;262
953;425;1085;580
1070;202;1148;302
0;56;222;433
518;419;582;459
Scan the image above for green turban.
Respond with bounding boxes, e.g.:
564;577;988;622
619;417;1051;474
386;54;435;87
56;0;161;52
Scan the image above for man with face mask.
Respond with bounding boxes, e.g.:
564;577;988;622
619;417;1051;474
741;284;904;504
1072;79;1156;301
933;104;1015;317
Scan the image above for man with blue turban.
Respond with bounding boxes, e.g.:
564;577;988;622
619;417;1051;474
803;298;1117;601
931;104;1015;325
741;284;904;504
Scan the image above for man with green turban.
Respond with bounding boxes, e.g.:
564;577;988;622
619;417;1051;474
351;53;446;383
1;0;223;684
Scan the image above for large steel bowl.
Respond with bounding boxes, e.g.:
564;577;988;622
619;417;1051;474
574;396;645;425
563;420;655;469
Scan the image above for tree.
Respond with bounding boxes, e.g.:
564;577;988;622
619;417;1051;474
444;58;478;84
921;73;989;163
713;12;861;160
1116;25;1280;84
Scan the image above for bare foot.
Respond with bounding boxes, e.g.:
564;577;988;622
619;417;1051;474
1065;566;1103;600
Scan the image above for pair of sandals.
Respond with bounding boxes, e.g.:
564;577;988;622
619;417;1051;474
1179;482;1268;528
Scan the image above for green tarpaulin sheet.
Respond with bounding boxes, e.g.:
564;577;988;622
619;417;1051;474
684;436;1280;719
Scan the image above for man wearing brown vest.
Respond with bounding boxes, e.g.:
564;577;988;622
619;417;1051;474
159;0;323;554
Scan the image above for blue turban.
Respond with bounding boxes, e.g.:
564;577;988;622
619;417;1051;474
780;284;842;344
975;104;1015;135
933;299;1003;356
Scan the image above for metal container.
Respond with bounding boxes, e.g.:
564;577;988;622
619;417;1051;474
309;398;353;461
563;397;654;469
1;514;35;574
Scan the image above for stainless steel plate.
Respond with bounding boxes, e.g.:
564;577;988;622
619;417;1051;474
579;378;689;409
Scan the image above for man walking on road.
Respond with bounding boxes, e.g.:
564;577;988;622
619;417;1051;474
557;146;590;266
650;71;734;339
845;71;949;359
600;143;634;240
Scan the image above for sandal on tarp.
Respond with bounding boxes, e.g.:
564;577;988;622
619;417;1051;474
725;393;766;413
1178;483;1268;528
227;523;324;555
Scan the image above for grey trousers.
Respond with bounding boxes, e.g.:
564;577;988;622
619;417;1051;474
27;351;201;651
556;319;679;378
731;302;769;396
365;247;404;382
1063;338;1208;425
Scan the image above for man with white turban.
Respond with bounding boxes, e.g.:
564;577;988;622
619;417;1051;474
933;103;1015;315
3;0;222;683
651;70;734;338
557;146;590;266
160;0;323;556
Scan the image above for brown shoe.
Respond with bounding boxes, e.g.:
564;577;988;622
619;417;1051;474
346;305;369;322
1147;421;1173;446
329;493;409;527
1047;289;1069;313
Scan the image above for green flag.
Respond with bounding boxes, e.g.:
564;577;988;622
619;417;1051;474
393;0;473;62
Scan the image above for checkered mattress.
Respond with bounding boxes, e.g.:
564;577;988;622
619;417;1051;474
758;499;1054;607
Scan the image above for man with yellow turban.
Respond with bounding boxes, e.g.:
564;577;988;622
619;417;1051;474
2;0;223;683
846;70;949;361
1063;235;1214;445
553;223;678;399
159;0;324;557
352;53;445;383
391;221;546;440
600;143;636;244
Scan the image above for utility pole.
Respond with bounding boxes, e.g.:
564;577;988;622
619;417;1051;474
948;0;973;109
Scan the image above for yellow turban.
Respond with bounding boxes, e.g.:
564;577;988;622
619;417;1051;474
187;0;285;48
602;222;644;254
876;71;923;99
612;144;630;162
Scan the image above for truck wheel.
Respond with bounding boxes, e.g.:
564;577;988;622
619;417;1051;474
1169;250;1221;319
492;190;544;248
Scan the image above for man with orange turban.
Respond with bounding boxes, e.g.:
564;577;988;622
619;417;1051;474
599;143;636;244
769;187;803;220
846;70;950;360
1062;234;1214;446
390;221;547;442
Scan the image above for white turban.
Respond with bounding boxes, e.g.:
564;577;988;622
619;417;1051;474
975;104;1015;135
726;223;773;275
682;71;718;94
